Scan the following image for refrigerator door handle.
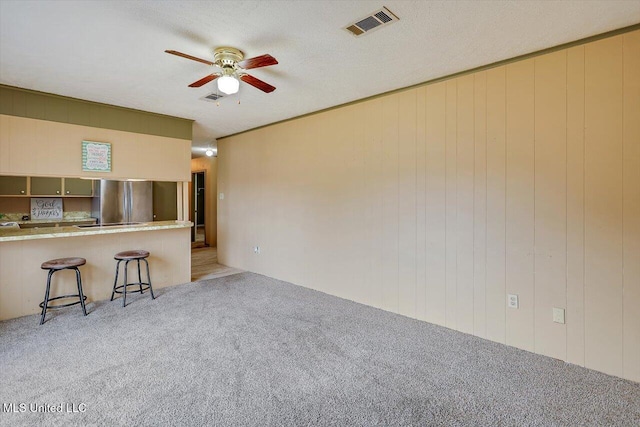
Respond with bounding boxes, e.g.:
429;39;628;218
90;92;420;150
126;181;132;224
123;182;130;224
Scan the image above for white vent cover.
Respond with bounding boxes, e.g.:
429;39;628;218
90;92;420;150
201;92;224;102
344;6;399;37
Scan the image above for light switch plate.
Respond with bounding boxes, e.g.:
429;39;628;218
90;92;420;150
219;192;224;200
507;294;519;309
553;307;566;324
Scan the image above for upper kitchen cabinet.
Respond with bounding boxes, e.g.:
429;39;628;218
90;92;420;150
0;175;27;195
0;176;94;197
64;178;93;196
30;177;62;195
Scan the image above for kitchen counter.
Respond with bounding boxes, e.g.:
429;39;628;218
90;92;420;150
12;218;98;230
10;217;98;225
0;220;192;242
1;220;192;320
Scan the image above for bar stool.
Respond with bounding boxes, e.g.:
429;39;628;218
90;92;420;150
39;257;88;325
110;250;155;307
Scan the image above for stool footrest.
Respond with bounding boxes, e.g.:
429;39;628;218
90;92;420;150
112;283;151;295
39;294;87;310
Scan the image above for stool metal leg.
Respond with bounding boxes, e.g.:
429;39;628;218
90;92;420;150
40;269;54;325
111;260;121;301
144;258;155;299
123;260;130;307
137;259;144;294
111;255;155;306
74;267;88;316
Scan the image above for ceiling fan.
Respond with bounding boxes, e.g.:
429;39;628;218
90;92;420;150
165;47;278;95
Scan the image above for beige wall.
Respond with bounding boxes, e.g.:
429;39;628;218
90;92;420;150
218;31;640;382
0;115;192;181
191;156;218;247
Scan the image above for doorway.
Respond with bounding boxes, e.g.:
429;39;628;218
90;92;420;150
191;171;206;247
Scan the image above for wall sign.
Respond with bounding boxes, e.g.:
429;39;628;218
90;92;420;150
31;198;63;220
82;141;111;172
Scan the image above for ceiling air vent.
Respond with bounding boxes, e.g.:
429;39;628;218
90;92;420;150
201;92;224;102
344;6;399;37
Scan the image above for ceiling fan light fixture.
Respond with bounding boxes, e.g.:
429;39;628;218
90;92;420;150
167;47;277;93
218;74;239;95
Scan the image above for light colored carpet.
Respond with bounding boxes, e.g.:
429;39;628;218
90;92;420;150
1;272;638;426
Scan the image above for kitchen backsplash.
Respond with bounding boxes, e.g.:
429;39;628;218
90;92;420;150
0;197;93;221
1;211;93;221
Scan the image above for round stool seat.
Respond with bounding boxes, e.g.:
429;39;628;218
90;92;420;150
41;257;86;270
114;250;150;260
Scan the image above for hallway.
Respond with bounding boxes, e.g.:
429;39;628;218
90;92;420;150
191;246;243;282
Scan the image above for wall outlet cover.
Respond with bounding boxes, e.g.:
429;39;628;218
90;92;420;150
553;307;566;324
507;294;519;309
219;192;224;200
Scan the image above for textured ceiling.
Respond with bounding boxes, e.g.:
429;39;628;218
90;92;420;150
1;1;639;156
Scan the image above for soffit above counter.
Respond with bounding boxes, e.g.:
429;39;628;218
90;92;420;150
0;85;193;141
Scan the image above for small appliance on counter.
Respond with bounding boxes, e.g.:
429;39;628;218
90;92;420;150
0;222;20;229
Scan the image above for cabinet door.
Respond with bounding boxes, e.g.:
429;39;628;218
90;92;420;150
64;178;93;196
152;181;177;221
30;177;62;196
0;176;28;195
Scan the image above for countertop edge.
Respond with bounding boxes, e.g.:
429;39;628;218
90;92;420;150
9;218;98;225
0;221;193;242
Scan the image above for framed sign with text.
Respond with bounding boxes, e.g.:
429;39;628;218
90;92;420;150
31;198;63;220
82;141;111;172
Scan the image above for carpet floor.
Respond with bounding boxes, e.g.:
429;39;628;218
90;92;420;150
1;272;639;426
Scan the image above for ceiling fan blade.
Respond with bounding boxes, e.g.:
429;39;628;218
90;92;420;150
240;74;276;93
238;54;278;70
189;74;220;88
165;50;214;66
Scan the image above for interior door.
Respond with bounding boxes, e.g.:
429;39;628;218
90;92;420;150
191;172;206;245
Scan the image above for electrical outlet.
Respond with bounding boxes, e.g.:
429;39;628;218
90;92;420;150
553;307;566;324
219;192;224;200
253;246;260;254
507;294;519;309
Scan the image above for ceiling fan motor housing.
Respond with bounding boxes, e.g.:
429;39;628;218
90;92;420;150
214;47;244;69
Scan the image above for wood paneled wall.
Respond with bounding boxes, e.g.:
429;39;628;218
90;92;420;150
218;31;640;382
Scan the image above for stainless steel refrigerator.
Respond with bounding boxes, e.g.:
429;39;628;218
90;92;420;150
92;180;153;224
